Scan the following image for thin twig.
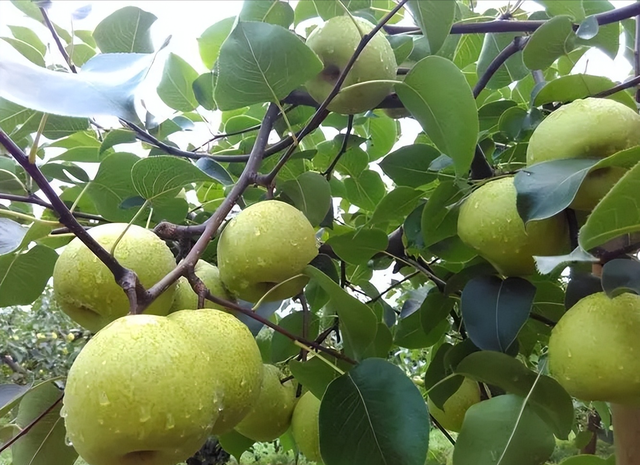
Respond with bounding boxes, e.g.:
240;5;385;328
0;193;105;222
323;115;354;180
530;312;556;327
298;294;311;361
430;414;456;446
473;36;527;98
39;7;76;73
367;271;419;304
592;74;640;99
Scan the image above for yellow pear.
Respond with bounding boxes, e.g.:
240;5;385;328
170;260;232;312
291;391;323;463
427;378;481;432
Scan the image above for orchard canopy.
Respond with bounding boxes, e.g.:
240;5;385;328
4;1;640;465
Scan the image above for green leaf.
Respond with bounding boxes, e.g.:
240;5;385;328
131;156;214;202
368;187;423;227
67;42;96;67
289;356;351;399
395;307;447;349
12;381;77;465
193;72;217;111
215;21;322;110
343;169;386;211
326;228;388;265
533;74;637;110
420;290;456;337
93;6;157;53
601;258;640;298
8;25;46;55
578;1;619;59
198;17;235;70
378;144;440;188
364;112;398;160
157;53;199;112
271;311;320;363
303;0;372;21
407;0;456;55
523;16;575;70
396;56;478;176
240;0;295;28
218;430;255;463
99;129;136;154
423;343;464;409
0;218;27;254
477;33;528;90
534;246;598;276
453;394;556;465
1;37;45;67
580;161;640;251
0;245;57;307
537;0;585;20
456;351;574;438
280;172;331;227
558;456;615;465
320;358;429;465
420;180;463;248
461;276;535;353
0;383;32;416
304;265;377;361
195;158;234;186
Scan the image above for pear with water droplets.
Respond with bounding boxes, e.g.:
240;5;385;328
291;391;322;463
63;314;222;465
217;200;318;303
53;223;177;333
457;177;568;277
549;292;640;405
170;260;232;312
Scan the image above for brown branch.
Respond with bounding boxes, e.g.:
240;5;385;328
323;115;354;181
1;354;26;374
367;271;420;304
0;193;106;222
592;74;640;99
39;7;76;73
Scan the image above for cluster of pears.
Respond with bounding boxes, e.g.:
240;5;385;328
457;97;640;277
51;200;324;464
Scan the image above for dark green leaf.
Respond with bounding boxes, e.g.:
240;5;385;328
327;228;388;265
565;271;603;309
576;15;599;39
218;430;255;463
378;144;440;188
93;6;157;53
407;0;456;55
424;343;464;409
396;56;478;176
320;358;429;465
198;17;235;70
0;383;31;416
193;72;217;111
280;171;332;227
368;187;423;227
271;311;320;363
388;35;414;66
421;290;455;336
289;356;352;399
240;0;295;28
534;74;637;109
523;16;575;70
0;245;58;307
343;169;386;211
601;258;640;298
157;53;199;112
215;21;322;110
0;218;27;254
477;33;528;90
195;158;234;186
420;180;463;248
461;276;535;352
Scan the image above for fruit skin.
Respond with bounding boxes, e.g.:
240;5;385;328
234;364;297;442
291;391;322;463
305;16;398;115
549;292;640;405
457;177;568;277
427;378;481;432
168;309;264;434
170;260;232;312
12;382;78;465
526;97;640;211
63;314;220;465
53;223;176;333
217;200;318;303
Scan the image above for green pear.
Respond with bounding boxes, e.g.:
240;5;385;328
234;364;297;442
217;200;318;303
305;15;398;115
63;314;221;465
168;309;264;434
549;292;640;405
427;378;481;432
291;391;322;463
527;97;640;211
12;382;78;465
457;177;568;276
170;260;232;312
53;223;176;333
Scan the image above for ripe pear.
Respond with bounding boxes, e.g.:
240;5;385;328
170;260;232;312
234;364;297;442
527;97;640;211
427;378;481;432
291;391;322;463
63;314;221;465
305;16;397;115
457;177;568;276
217;200;318;303
168;309;264;434
549;292;640;405
53;223;176;333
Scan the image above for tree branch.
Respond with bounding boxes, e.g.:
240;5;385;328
0;193;106;222
39;6;76;73
323;115;354;180
592;74;640;99
473;36;527;98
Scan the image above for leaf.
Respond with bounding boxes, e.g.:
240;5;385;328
193;72;217;111
407;0;456;55
0;245;58;307
368;187;423;227
534;74;637;110
195;158;234;186
395;307;446;350
396;56;478;176
420;180;463;248
0;218;27;254
423;343;464;409
477;33;528;90
214;21;322;110
576;15;599;39
240;0;295;28
421;290;456;336
131;156;216;202
558;456;615;465
378;144;440;188
320;358;429;465
280;171;332;227
580;161;640;251
12;381;77;465
456;351;574;438
304;265;377;361
157;53;199;112
601;258;640;298
1;37;45;67
537;0;585;20
365;112;398;160
8;25;46;55
0;44;154;120
343;169;386;211
271;311;320;363
198;17;235;70
99;129;136;154
461;276;536;352
289;356;351;399
93;6;157;53
0;383;32;417
565;271;603;309
453;394;556;465
523;16;575;70
218;430;255;463
534;246;598;275
327;229;388;265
